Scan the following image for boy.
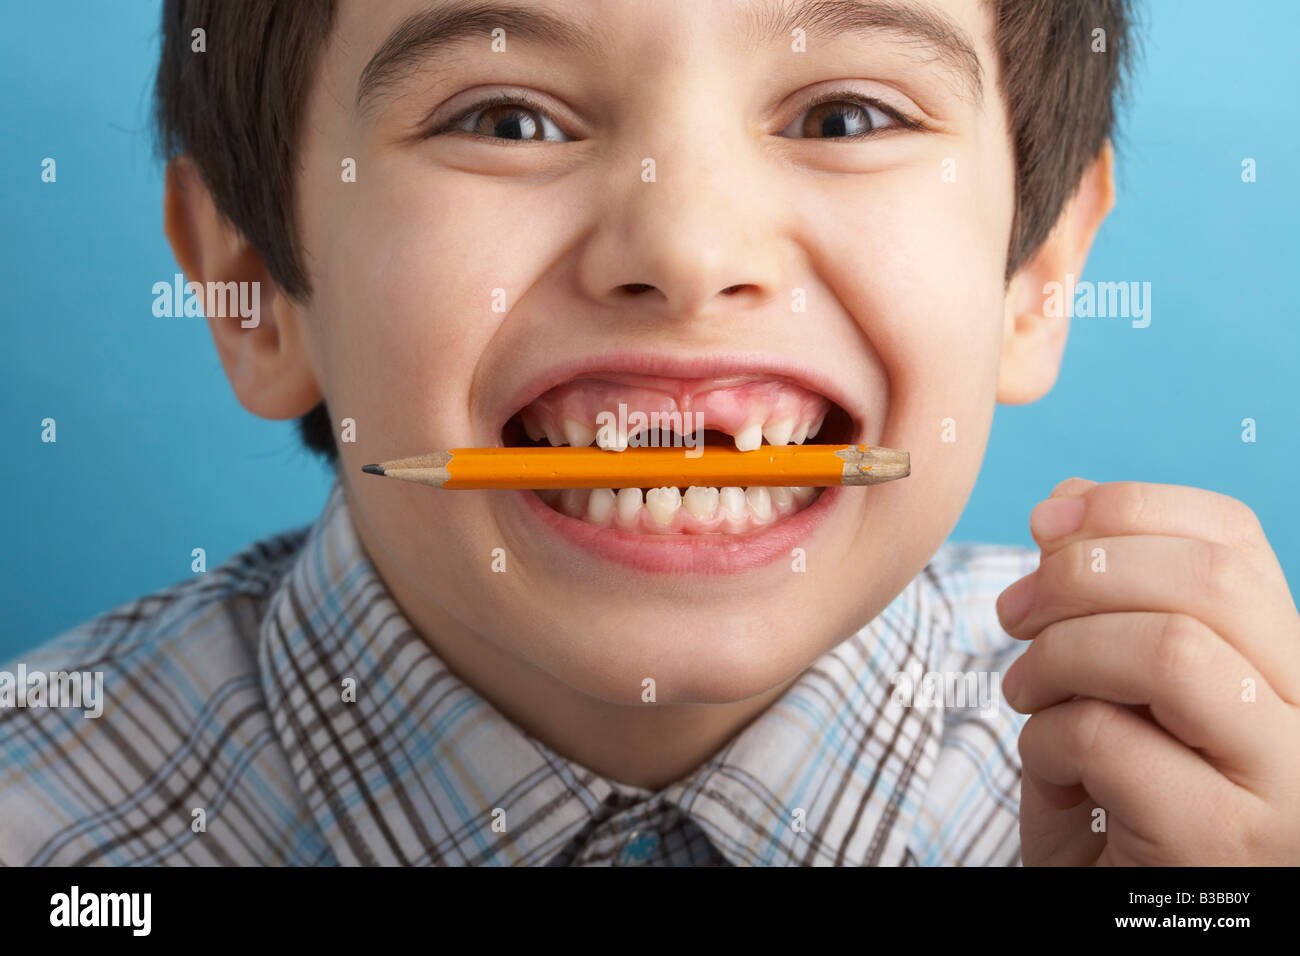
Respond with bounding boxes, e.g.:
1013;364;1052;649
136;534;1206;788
3;0;1297;866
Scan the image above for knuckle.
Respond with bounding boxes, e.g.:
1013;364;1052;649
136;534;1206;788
1207;789;1258;862
1068;698;1124;759
1222;496;1264;553
1152;613;1215;684
1196;540;1243;604
1105;481;1150;530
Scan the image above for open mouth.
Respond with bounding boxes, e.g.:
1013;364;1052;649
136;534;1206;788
500;373;856;535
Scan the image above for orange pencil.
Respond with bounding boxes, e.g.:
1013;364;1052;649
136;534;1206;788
361;445;909;490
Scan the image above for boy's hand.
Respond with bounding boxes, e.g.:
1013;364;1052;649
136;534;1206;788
996;478;1300;865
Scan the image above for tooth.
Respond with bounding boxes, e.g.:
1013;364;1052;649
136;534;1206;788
563;418;596;447
645;486;682;526
792;486;816;503
807;414;826;440
683;485;719;519
720;486;746;520
595;421;628;451
791;422;809;445
762;419;795;446
734;423;763;452
586;488;616;525
543;423;567;446
522;411;545;442
745;486;772;521
560;488;590;517
616;487;643;523
769;486;794;512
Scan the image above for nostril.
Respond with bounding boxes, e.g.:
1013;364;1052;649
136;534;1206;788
721;285;744;295
622;283;655;295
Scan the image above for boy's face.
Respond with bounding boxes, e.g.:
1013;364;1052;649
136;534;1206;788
292;0;1016;703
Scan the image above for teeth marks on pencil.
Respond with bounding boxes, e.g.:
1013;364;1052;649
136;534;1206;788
538;484;821;534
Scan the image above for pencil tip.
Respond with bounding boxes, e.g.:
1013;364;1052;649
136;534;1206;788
361;463;385;476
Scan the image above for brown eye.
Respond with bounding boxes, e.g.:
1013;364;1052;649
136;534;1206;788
782;98;900;139
439;96;571;142
471;105;544;140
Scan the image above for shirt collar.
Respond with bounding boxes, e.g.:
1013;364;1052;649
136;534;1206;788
259;479;948;866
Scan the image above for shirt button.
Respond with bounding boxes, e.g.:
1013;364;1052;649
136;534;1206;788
618;829;659;865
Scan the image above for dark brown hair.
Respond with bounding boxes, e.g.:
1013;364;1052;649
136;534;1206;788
154;0;1136;463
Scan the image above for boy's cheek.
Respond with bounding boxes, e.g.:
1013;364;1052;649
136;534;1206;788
308;241;523;448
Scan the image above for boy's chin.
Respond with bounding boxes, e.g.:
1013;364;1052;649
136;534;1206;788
527;606;850;706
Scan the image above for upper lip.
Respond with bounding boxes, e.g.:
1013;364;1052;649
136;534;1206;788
493;351;866;443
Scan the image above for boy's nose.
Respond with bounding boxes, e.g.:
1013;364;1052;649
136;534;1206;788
574;129;787;321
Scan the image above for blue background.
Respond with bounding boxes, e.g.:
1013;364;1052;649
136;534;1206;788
2;1;1297;660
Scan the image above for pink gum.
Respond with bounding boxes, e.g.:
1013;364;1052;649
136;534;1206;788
523;375;831;440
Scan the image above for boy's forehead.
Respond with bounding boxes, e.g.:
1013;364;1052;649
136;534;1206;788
332;0;993;117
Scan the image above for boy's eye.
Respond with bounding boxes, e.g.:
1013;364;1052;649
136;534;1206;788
437;95;571;142
780;96;909;140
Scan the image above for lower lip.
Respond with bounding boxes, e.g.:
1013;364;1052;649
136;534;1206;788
515;484;846;574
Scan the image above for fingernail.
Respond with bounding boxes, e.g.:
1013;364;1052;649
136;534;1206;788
1030;495;1085;540
997;574;1035;630
1051;476;1097;498
1002;660;1022;706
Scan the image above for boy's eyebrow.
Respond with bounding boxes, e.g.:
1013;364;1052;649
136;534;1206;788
356;2;606;114
744;0;984;100
355;0;984;115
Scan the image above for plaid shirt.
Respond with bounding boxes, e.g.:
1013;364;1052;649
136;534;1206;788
0;480;1038;866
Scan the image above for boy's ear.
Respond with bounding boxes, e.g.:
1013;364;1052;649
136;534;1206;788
998;141;1116;404
163;156;322;420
